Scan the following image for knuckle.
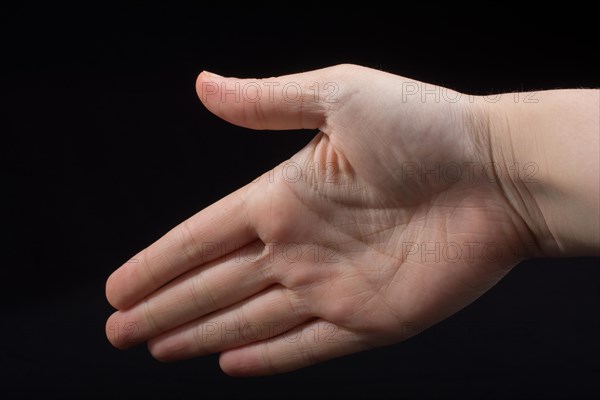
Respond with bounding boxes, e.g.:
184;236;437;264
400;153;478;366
141;299;163;335
188;273;217;313
148;336;186;362
192;324;213;354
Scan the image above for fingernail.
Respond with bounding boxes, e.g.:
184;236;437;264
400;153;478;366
203;70;223;78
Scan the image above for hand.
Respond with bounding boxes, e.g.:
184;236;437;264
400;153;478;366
105;64;541;375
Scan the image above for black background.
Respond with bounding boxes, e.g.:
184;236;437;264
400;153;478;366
2;4;599;399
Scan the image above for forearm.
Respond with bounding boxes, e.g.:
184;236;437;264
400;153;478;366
482;89;600;257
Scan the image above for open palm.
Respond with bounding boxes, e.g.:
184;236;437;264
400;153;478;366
106;65;533;375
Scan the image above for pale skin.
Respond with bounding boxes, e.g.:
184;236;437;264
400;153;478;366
105;65;600;376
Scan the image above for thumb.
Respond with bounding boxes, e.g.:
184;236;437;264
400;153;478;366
196;67;343;131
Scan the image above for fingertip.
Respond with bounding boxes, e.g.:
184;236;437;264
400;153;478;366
105;311;126;349
218;351;250;377
196;70;223;104
147;340;171;363
106;310;143;350
147;334;188;363
105;271;121;310
219;349;272;377
195;70;210;87
105;266;136;310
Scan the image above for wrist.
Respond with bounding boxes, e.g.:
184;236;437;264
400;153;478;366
477;90;600;257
